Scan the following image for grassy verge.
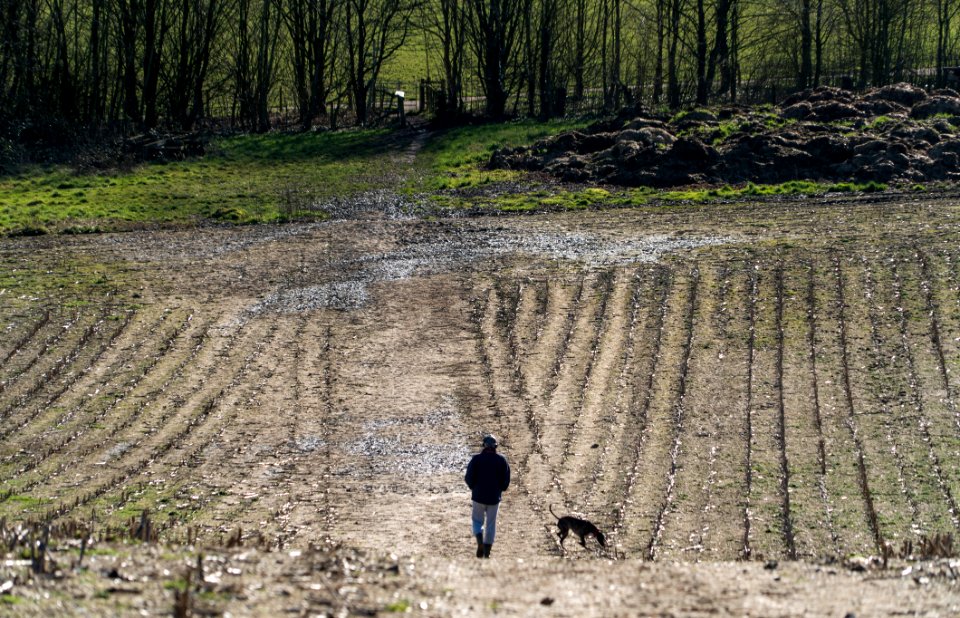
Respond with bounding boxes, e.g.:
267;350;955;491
0;117;906;235
1;120;590;236
411;118;591;191
0;129;401;235
442;179;892;213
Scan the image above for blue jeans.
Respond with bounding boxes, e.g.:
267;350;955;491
472;501;500;544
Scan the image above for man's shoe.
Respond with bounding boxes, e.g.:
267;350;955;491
483;544;492;558
475;533;484;558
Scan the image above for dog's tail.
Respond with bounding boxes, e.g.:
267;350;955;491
548;504;561;521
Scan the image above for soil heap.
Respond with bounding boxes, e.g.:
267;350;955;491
490;83;960;187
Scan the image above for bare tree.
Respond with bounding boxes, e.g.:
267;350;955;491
837;0;913;86
167;0;224;129
537;0;561;118
0;0;41;118
5;0;960;141
695;0;708;103
281;0;340;128
608;0;623;109
653;0;666;103
466;0;523;118
569;0;592;100
431;0;466;116
666;0;683;108
704;0;734;99
343;0;416;125
87;0;108;122
115;0;171;128
522;0;536;117
933;0;960;85
234;0;280;131
46;0;76;120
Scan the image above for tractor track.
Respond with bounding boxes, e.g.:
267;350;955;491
804;260;841;555
831;251;884;554
773;263;797;559
890;256;960;533
611;266;672;541
0;310;51;370
741;263;759;560
646;267;699;561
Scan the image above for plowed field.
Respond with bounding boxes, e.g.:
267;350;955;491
2;192;960;614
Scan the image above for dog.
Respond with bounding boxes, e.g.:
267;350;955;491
549;505;606;550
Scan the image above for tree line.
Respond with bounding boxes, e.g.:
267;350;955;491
1;0;958;137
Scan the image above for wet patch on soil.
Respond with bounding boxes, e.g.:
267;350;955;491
351;226;734;280
317;189;429;221
247;281;370;314
242;224;733;315
481;231;734;266
341;397;469;478
341;437;468;477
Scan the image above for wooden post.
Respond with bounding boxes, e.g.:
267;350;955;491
396;90;406;127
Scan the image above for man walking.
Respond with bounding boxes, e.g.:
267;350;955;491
464;434;511;558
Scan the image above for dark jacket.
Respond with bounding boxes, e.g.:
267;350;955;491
465;447;511;505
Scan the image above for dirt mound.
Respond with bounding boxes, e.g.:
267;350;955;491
491;83;960;187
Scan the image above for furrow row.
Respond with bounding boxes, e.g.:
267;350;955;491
0;310;51;370
42;315;283;524
0;310;131;441
2;310;202;487
646;267;699;561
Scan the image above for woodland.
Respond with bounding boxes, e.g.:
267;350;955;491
2;0;960;139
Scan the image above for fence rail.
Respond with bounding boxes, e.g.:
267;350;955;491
253;68;959;130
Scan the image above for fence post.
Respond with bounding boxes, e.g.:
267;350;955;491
396;90;406;127
419;79;426;112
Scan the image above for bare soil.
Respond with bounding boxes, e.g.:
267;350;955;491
2;190;960;615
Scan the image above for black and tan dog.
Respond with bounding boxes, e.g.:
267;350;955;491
549;505;606;550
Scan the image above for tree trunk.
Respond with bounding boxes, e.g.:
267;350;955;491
524;0;535;117
537;0;555;119
142;0;169;129
729;0;738;102
468;0;518;119
437;0;465;116
88;0;105;122
610;0;622;108
706;0;730;99
667;0;682;109
573;0;586;100
653;0;666;104
255;0;277;132
799;0;813;89
346;0;414;125
119;0;142;126
695;0;707;104
814;0;823;85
